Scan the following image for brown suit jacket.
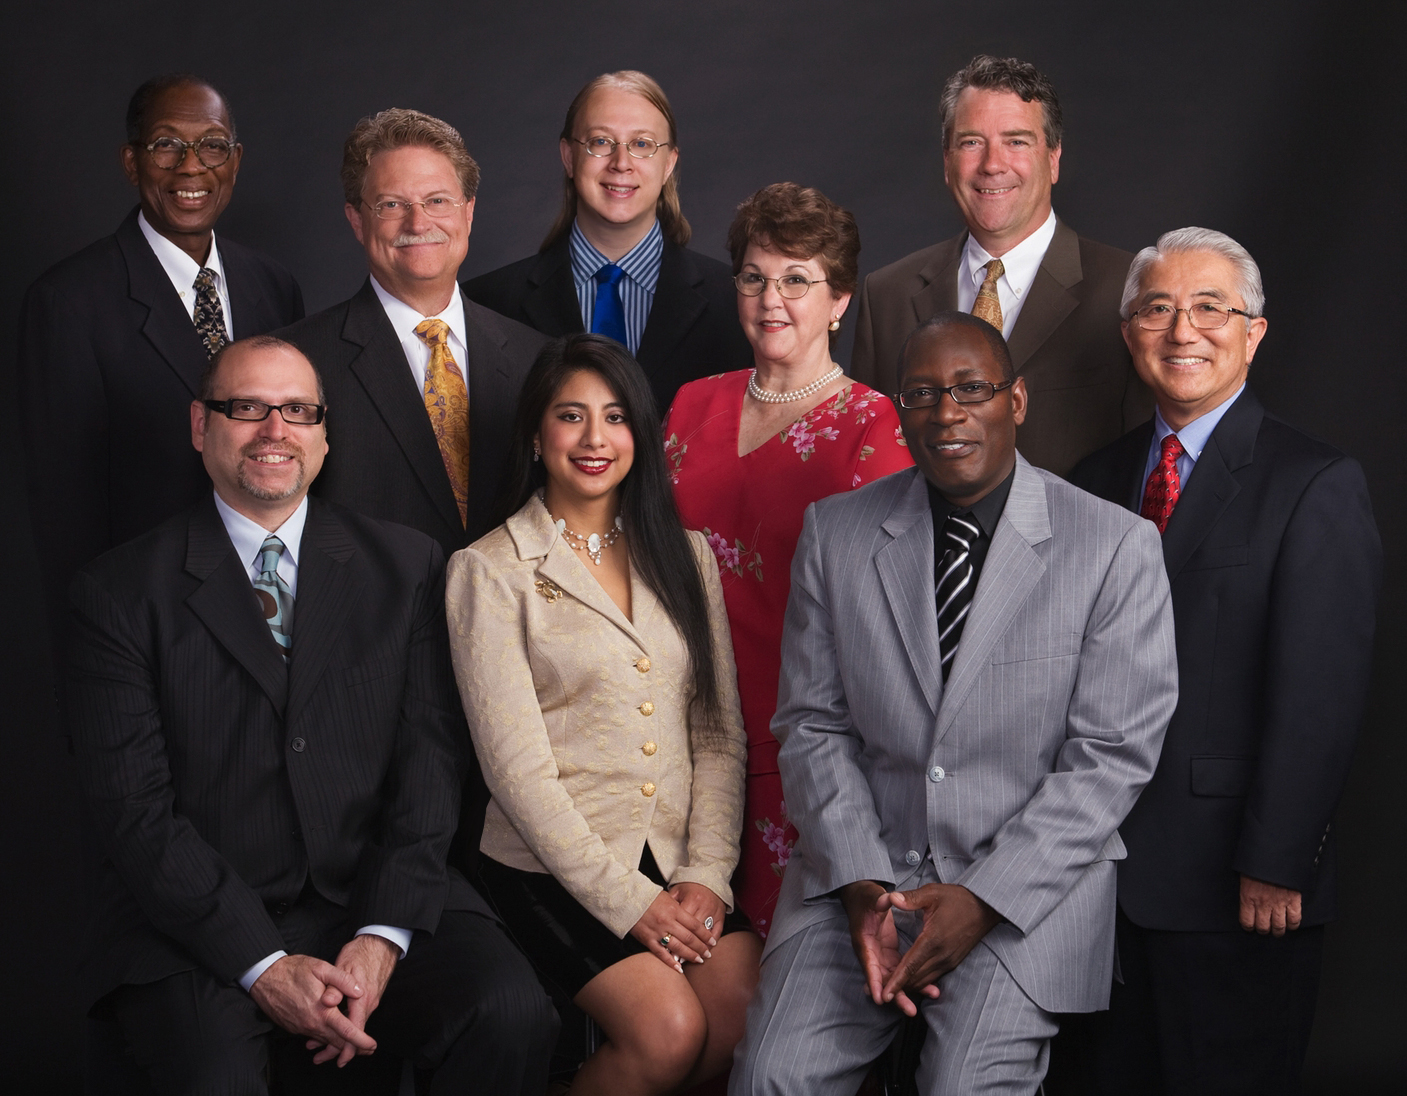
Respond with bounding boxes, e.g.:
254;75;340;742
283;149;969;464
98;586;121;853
850;219;1150;475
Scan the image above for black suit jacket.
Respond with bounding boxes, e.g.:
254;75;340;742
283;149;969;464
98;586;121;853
280;281;546;553
851;219;1151;476
1070;388;1381;930
18;207;304;656
67;495;487;1005
462;235;752;414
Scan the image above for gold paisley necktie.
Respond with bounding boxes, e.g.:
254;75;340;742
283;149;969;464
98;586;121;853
414;318;470;527
972;258;1005;332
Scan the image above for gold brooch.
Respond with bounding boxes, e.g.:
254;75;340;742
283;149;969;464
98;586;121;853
534;579;564;603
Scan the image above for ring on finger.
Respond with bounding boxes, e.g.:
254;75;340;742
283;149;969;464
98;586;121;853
704;916;715;931
660;934;671;948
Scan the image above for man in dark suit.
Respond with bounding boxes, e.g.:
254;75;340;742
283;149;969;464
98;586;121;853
68;334;556;1093
19;73;303;657
281;108;545;552
850;55;1147;475
1066;228;1381;1093
462;70;750;414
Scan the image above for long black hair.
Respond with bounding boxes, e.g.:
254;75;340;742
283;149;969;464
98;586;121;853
499;334;722;728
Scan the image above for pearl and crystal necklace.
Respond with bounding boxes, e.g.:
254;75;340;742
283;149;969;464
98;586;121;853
746;364;844;404
553;514;624;566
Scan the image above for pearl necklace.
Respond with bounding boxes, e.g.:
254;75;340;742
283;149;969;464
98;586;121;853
553;514;624;565
747;364;844;404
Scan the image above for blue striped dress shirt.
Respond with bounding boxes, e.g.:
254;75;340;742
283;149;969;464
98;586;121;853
570;219;664;356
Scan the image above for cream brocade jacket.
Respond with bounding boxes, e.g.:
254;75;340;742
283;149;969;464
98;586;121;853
446;496;748;939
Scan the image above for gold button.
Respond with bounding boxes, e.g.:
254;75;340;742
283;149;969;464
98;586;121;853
639;701;655;717
642;741;657;756
641;782;656;797
635;657;651;673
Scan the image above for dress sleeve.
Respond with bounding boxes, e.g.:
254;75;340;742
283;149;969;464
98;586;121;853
668;532;749;907
851;389;914;487
446;546;663;938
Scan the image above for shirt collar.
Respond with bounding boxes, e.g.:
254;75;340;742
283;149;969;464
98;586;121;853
961;209;1057;299
1152;383;1247;462
569;218;664;293
212;492;309;568
138;209;225;289
369;275;466;341
927;465;1016;539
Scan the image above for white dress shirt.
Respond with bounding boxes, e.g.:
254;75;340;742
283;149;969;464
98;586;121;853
955;209;1058;341
137;211;235;334
211;492;413;991
370;276;470;399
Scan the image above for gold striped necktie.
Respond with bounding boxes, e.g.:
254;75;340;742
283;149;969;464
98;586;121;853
971;258;1005;332
414;318;470;527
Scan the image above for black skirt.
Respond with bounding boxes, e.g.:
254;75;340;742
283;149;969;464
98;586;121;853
477;846;751;999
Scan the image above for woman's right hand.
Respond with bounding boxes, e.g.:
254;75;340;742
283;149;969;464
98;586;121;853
629;890;713;972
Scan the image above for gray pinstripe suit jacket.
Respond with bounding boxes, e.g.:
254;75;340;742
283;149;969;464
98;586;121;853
768;459;1178;1013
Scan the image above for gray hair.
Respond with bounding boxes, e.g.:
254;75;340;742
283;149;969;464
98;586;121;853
1121;227;1265;320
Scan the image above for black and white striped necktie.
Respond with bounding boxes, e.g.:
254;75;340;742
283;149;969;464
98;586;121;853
936;513;980;683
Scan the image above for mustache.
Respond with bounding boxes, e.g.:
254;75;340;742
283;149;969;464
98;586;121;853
391;227;450;246
242;440;305;461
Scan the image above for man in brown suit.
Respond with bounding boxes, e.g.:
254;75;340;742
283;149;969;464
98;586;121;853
850;55;1149;475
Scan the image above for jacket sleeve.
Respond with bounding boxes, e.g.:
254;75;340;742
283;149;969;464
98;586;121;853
446;547;662;938
67;570;286;984
667;533;748;907
1233;456;1381;892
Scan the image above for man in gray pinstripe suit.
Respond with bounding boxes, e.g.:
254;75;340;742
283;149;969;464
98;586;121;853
731;313;1178;1094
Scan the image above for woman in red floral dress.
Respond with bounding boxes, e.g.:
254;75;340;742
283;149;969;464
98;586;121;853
664;183;912;938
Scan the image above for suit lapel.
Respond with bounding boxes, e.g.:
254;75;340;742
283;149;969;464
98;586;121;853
910;235;962;328
220;242;270;338
636;243;707;369
116;209;206;398
1007;220;1081;372
521;238;584;336
286;501;362;723
183;496;288;712
341;280;464;535
936;459;1050;739
876;471;942;716
1160;391;1260;578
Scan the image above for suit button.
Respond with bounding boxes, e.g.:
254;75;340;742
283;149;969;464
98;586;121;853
905;850;922;866
639;701;655;717
291;738;306;753
641;782;656;797
928;766;946;782
635;657;651;673
642;741;658;756
272;901;290;916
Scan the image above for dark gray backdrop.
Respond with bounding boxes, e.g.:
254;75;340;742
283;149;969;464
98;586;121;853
3;1;1402;1089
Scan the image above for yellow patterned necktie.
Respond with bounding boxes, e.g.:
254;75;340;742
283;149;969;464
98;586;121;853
972;258;1005;332
414;318;470;527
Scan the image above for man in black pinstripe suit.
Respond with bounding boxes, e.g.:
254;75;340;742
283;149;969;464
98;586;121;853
65;336;555;1094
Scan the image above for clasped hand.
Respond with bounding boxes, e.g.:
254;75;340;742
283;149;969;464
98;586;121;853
250;933;400;1067
840;880;1000;1017
629;882;724;972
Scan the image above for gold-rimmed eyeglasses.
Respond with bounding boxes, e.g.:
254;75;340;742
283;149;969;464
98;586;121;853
1129;302;1255;331
573;136;672;159
363;196;468;220
734;273;830;299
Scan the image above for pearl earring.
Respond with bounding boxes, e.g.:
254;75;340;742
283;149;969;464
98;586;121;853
828;318;840;332
532;445;540;462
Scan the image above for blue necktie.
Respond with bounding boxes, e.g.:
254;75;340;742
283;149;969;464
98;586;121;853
253;535;294;659
591;263;628;347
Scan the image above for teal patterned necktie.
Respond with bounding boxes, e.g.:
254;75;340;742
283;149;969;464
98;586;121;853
253;535;294;658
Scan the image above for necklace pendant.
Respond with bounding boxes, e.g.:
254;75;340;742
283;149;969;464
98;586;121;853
587;533;602;564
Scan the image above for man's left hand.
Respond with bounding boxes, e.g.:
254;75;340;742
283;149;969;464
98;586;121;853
309;933;400;1066
1238;875;1303;936
877;883;1001;1004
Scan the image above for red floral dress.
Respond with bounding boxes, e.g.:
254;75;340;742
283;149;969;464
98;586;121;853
663;370;912;937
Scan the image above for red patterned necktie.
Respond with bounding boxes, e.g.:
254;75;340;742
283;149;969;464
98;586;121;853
1141;433;1185;534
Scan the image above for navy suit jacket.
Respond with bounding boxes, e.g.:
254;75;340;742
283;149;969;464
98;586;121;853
67;496;488;1006
1070;388;1381;930
19;207;304;656
462;234;752;414
280;281;547;554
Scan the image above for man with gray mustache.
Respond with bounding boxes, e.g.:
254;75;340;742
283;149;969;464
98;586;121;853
281;108;546;554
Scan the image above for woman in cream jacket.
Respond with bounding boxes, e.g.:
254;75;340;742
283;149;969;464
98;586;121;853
447;334;756;1095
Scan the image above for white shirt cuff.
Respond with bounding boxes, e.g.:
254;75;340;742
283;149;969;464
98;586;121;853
357;925;412;958
238;950;288;993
